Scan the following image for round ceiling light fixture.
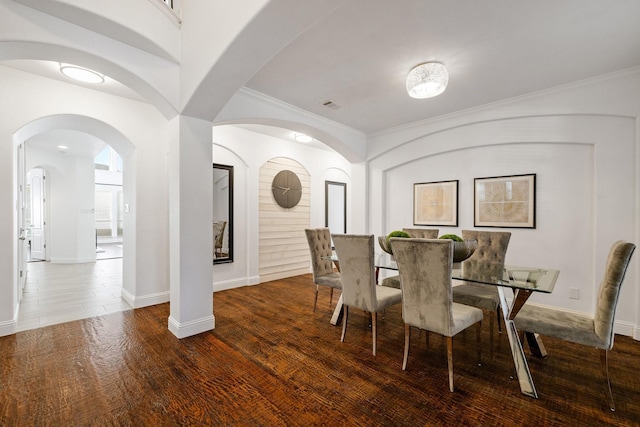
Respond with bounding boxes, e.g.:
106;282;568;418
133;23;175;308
59;63;105;84
294;133;313;143
406;62;448;99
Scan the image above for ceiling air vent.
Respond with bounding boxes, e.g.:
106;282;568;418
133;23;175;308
321;100;342;110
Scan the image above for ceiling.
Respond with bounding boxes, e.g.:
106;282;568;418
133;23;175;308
3;60;143;101
5;1;640;143
245;0;640;134
27;129;107;158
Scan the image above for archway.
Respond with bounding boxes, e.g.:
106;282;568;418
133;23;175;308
13;115;135;330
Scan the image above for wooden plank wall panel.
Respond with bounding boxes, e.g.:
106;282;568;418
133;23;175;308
259;158;311;282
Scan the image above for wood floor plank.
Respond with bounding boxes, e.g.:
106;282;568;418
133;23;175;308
2;273;639;425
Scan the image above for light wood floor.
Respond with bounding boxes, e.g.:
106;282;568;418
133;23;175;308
17;254;130;332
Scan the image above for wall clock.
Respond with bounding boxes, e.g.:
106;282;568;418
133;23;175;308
271;169;302;208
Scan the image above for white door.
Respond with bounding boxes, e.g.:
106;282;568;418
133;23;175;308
28;168;46;261
17;144;27;300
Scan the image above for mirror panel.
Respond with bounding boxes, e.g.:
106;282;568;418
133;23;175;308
213;163;233;264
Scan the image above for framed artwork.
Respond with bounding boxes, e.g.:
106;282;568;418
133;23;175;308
413;180;458;226
474;173;536;228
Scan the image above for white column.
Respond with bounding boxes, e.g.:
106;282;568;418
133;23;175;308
168;115;214;338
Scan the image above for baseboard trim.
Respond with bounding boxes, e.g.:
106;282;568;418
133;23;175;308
121;289;170;309
614;320;638;339
0;318;17;337
50;257;96;264
212;275;260;293
168;314;215;339
260;268;310;283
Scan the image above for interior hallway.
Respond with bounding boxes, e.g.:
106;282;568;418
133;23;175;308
17;247;129;332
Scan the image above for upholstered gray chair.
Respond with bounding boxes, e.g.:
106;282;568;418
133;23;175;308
514;240;635;411
332;234;402;356
213;221;226;258
381;228;439;289
305;228;342;312
392;238;483;392
403;228;440;238
452;230;511;344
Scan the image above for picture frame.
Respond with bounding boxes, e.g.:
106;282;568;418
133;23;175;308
413;180;458;226
474;173;536;228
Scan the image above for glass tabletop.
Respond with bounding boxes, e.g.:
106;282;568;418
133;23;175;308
376;259;559;293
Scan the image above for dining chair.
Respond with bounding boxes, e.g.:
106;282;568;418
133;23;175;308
213;221;227;258
332;234;402;356
380;228;439;289
452;230;511;345
403;228;440;238
514;240;635;411
391;238;483;392
305;228;342;312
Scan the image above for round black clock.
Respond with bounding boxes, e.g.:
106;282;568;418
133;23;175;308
271;170;302;208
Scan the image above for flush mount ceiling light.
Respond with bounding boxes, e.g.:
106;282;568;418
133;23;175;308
294;133;313;143
59;63;105;84
406;62;448;99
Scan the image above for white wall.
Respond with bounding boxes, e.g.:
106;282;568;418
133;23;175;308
0;65;170;336
0;1;179;119
212;125;352;292
26;146;96;263
368;69;640;339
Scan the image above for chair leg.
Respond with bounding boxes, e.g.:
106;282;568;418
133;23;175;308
402;324;411;370
518;330;526;350
425;331;430;349
446;336;454;392
329;288;334;307
496;306;502;333
600;349;616;411
476;322;482;367
372;312;377;356
341;306;349;342
313;286;319;312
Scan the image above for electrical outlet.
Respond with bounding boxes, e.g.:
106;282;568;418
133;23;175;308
569;287;580;299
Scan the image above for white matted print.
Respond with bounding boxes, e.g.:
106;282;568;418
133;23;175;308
474;174;536;228
413;180;458;226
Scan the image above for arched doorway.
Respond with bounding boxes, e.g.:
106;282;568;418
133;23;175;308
14;115;135;331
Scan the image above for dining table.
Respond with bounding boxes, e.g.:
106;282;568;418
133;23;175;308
327;255;560;399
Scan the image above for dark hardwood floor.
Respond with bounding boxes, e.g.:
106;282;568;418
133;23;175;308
1;274;639;426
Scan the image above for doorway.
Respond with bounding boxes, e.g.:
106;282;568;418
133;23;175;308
17;137;129;332
26;167;46;262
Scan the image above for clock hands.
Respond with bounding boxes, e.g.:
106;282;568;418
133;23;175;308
273;186;290;194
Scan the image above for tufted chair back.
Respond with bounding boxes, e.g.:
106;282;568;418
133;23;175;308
393;238;454;336
305;228;335;279
594;241;636;349
332;234;378;312
213;221;226;255
402;228;439;239
462;230;511;264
